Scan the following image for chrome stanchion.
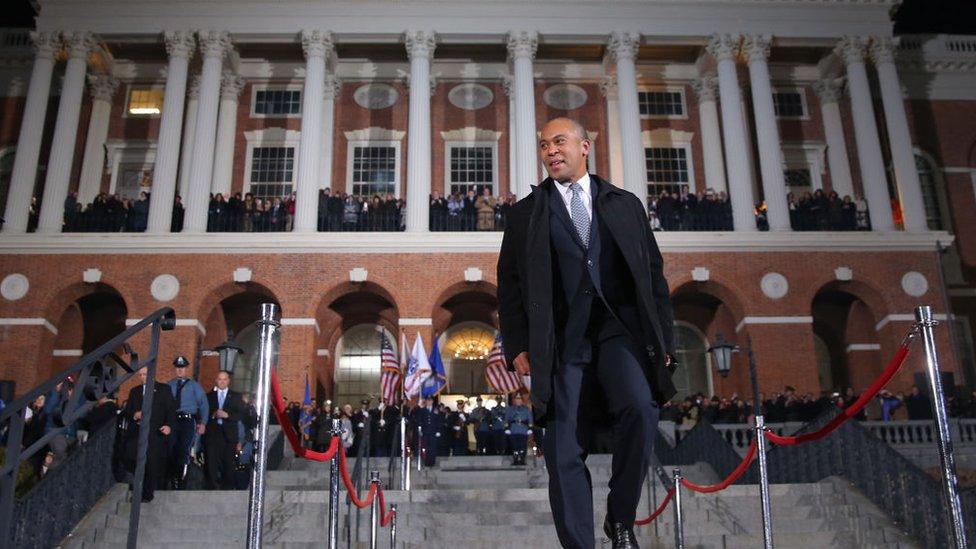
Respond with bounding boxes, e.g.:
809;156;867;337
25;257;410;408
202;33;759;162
329;419;342;549
672;468;684;549
915;305;968;549
755;415;774;549
368;470;381;549
246;303;280;549
389;504;398;548
399;416;410;490
416;426;423;473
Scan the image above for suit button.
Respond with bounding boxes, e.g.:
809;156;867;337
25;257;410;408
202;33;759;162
646;346;656;360
586;259;594;267
583;288;592;295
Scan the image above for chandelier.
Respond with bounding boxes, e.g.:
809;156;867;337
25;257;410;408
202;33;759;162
454;340;489;360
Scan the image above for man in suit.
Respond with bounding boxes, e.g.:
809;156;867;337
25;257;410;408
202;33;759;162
497;117;677;548
122;366;177;502
204;370;246;489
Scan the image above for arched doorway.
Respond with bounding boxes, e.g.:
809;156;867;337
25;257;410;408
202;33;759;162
436;321;497;395
811;283;881;393
49;284;127;379
333;323;399;408
672;322;711;399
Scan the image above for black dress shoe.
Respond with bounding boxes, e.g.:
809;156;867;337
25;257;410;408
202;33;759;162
603;518;639;549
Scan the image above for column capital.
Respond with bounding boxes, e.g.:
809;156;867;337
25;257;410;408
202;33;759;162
197;30;232;60
301;29;335;59
812;78;845;104
834;36;868;65
607;32;640;62
742;34;772;64
324;74;341;100
163;30;196;60
599;75;617;98
188;74;202;99
29;31;61;60
404;30;437;60
87;74;119;102
63;31;96;60
506;31;538;60
219;71;245;100
869;36;897;65
691;75;718;103
707;33;741;62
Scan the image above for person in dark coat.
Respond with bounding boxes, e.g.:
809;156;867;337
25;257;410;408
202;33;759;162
905;385;933;420
121;367;177;502
497;117;676;548
203;370;247;489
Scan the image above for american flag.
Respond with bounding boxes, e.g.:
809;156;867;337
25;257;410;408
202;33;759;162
484;333;523;394
379;331;401;405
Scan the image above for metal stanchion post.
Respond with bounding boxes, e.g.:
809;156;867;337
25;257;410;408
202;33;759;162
369;470;380;549
672;468;684;549
329;419;342;549
416;426;423;473
246;303;280;549
389;504;398;548
754;415;774;549
915;305;969;549
399;416;410;490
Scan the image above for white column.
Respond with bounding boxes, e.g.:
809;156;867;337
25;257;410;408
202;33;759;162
812;78;854;198
871;37;927;232
183;30;230;233
319;75;340;191
503;76;517;195
210;71;244;198
146;30;195;233
77;75;118;206
691;75;727;194
600;75;624;186
404;30;436;233
294;30;332;232
835;36;893;231
507;31;538;199
177;75;201;202
3;31;59;233
37;31;95;233
744;34;790;231
708;34;756;231
608;32;646;203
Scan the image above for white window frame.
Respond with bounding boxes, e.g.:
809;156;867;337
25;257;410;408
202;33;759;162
641;128;697;193
637;85;688;120
781;142;827;192
123;83;164;119
771;87;810;120
242;127;301;198
346;140;402;199
250;83;303;119
103;139;157;195
444;140;499;195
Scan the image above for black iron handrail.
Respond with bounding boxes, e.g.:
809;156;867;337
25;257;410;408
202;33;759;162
0;307;176;549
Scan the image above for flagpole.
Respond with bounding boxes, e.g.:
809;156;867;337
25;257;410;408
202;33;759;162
399;326;409;490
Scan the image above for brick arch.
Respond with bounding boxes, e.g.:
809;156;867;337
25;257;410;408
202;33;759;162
431;280;498;338
806;278;890;326
43;279;131;324
669;278;746;325
193;279;284;325
811;281;885;392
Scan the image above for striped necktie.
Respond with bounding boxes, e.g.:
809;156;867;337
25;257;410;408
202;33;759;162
570;182;590;248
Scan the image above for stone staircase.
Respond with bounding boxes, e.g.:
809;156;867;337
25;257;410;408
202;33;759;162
61;454;919;548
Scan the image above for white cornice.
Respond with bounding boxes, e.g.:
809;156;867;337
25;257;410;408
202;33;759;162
0;231;954;255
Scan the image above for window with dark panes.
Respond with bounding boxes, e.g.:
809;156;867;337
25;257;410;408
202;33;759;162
249;146;295;199
772;91;805;117
644;147;689;196
351;146;397;197
637;90;684;116
254;89;301;115
448;146;494;196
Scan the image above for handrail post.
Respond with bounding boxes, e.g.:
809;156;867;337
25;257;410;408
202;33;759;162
416;426;423;473
389;504;397;548
915;305;968;548
246;303;280;549
399;415;410;490
672;468;684;549
126;318;162;549
755;415;774;549
369;470;381;549
328;419;342;549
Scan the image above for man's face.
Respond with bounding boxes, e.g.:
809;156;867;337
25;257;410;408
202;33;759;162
175;365;190;378
138;368;148;385
514;396;523;406
539;119;590;183
215;372;230;390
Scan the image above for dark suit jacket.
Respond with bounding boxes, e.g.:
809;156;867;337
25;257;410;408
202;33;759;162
497;175;677;421
123;381;177;433
205;389;246;444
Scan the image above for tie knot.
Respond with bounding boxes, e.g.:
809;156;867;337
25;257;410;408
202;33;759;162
570;182;582;195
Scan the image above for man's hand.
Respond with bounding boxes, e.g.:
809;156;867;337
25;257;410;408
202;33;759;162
159;425;171;435
513;352;531;376
133;411;142;422
215;409;229;419
196;423;206;435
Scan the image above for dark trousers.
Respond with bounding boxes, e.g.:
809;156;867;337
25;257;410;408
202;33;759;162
141;434;167;501
475;430;490;454
543;333;659;549
204;431;237;490
508;433;528;454
169;417;196;482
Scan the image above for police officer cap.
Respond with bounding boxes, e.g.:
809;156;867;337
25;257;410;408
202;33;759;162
173;356;190;367
456;399;466;405
361;398;371;405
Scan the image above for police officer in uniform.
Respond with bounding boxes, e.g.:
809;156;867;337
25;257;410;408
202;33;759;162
490;400;508;455
448;400;471;456
351;398;371;456
504;393;533;465
470;397;491;455
411;397;440;466
166;356;208;488
370;401;399;456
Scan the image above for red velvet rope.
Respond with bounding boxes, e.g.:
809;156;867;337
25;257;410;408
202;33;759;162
764;344;911;446
681;438;758;494
269;370;340;462
634;488;675;525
